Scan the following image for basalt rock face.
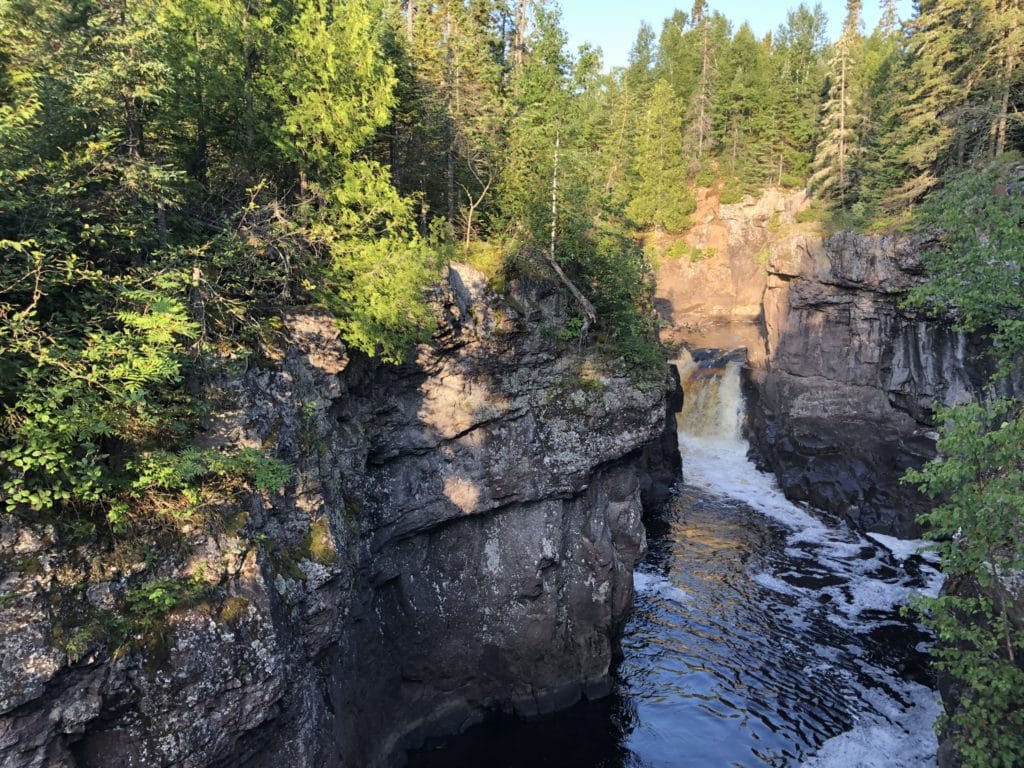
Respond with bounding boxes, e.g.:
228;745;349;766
653;186;1014;536
655;186;808;358
0;265;676;768
747;231;995;537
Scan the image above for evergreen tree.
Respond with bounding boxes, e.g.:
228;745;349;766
714;23;773;187
810;0;864;207
654;11;697;104
889;0;980;205
855;2;906;215
685;9;716;163
772;4;828;186
627;79;694;232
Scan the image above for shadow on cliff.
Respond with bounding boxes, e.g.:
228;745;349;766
296;266;676;767
742;233;1017;538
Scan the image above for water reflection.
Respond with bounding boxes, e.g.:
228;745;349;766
408;488;937;768
407;352;940;767
409;692;641;768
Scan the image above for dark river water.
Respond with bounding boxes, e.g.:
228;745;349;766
408;355;942;768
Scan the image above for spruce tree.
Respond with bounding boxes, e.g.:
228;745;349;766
810;0;864;207
627;79;694;232
772;4;828;186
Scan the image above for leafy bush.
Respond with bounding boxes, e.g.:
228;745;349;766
903;157;1024;767
906;401;1024;768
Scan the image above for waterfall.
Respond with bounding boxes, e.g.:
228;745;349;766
675;350;745;440
662;347;944;767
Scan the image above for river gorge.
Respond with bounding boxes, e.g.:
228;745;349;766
409;348;942;767
0;190;1014;768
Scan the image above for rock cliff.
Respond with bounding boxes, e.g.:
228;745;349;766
655;187;1011;536
0;265;678;768
748;230;985;536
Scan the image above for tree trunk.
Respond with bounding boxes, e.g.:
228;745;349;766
550;130;559;264
546;130;597;335
514;0;528;68
698;22;711;156
993;48;1013;157
445;9;456;225
124;96;143;161
242;1;258;154
838;54;847;196
192;29;209;186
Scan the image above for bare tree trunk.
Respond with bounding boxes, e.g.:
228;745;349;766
513;0;528;68
445;9;456;225
406;0;414;40
838;55;847;194
605;83;630;194
994;49;1013;157
191;29;209;187
697;22;711;156
461;173;492;249
157;202;168;250
545;131;597;335
242;1;258;154
550;130;559;264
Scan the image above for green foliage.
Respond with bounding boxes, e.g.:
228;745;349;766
628;80;695;232
904;159;1024;767
917;592;1024;768
0;0;436;541
125;572;211;628
904;157;1024;370
317;161;443;362
304;516;337;566
906;400;1024;767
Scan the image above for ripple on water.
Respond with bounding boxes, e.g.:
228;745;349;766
407;356;942;768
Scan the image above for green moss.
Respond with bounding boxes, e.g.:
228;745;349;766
463;241;507;293
219;595;252;628
795;206;826;224
305;517;337;566
223;509;249;538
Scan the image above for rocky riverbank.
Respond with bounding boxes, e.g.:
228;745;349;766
0;264;679;768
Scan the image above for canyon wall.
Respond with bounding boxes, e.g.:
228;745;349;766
0;265;679;768
656;188;1007;536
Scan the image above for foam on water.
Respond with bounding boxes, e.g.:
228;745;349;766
801;683;942;768
673;351;944;767
633;570;692;605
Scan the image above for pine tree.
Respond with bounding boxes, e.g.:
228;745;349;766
654;11;698;104
810;0;864;207
628;79;694;232
686;11;716;162
772;3;829;185
714;23;773;186
889;0;980;205
854;1;906;216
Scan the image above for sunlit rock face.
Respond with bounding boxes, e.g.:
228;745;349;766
654;186;810;362
0;265;678;768
654;187;1017;537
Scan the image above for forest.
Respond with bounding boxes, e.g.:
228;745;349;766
0;0;1022;766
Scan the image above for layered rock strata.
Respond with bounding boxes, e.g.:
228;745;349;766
0;265;678;768
747;230;982;536
655;187;1010;536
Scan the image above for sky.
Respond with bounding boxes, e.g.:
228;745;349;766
557;0;915;70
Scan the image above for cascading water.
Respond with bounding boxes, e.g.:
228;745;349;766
409;349;944;768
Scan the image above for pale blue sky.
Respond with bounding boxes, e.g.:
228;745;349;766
557;0;915;69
